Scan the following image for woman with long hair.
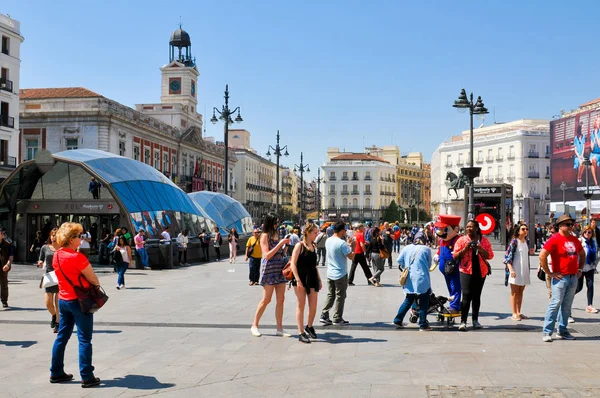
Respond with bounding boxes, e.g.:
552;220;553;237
290;223;322;343
251;212;291;337
50;222;101;388
368;227;385;287
453;220;494;331
576;225;598;313
228;227;239;263
213;227;222;261
504;224;532;321
38;228;60;333
114;236;132;290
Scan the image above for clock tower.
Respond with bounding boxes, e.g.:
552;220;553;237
160;26;199;112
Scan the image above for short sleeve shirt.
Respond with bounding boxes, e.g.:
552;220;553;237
246;236;262;258
354;231;365;254
543;233;583;275
134;234;145;249
325;236;352;280
53;247;91;301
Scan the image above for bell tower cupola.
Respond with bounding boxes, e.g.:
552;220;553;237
169;25;195;67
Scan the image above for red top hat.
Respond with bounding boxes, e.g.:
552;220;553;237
434;215;461;228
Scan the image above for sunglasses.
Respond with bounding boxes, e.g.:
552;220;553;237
520;227;528;231
585;230;593;234
561;223;574;227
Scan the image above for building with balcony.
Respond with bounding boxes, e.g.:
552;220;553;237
19;27;235;195
232;148;276;223
0;14;24;180
431;119;551;225
323;148;396;222
281;167;298;216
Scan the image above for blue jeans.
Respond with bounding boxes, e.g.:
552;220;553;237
543;274;578;335
51;299;95;380
393;240;400;252
136;248;149;268
117;262;129;286
394;289;430;328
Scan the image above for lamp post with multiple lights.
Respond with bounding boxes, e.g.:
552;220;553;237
266;130;289;216
294;152;310;223
452;88;489;221
211;84;243;196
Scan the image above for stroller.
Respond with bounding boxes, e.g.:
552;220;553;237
408;291;459;327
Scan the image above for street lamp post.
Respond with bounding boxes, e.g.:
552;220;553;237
294;152;310;224
266;130;289;216
559;181;568;208
413;182;421;226
453;89;489;221
584;158;593;226
515;193;524;223
211;84;243;196
313;168;324;224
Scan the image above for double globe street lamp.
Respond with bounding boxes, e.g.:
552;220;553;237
294;152;310;224
452;88;489;220
266;130;289;216
211;84;243;196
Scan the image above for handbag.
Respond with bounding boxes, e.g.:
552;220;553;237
399;248;420;286
42;271;58;289
537;268;546;281
379;247;390;259
57;255;109;314
282;260;293;281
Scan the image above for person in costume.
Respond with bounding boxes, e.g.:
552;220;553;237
433;215;462;314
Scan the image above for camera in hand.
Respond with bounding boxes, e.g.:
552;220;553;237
470;241;479;249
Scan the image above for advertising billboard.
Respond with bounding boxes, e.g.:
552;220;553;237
550;108;600;203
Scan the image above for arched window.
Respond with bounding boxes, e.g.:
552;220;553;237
330;198;335;207
365;198;371;207
352;198;358;208
343;198;348;207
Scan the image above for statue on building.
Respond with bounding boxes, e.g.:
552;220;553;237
445;171;468;200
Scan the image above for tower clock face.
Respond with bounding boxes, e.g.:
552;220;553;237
169;78;181;94
191;81;196;96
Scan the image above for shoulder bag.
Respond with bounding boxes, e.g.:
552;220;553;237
282;243;305;281
246;237;258;258
378;237;390;259
57;254;109;314
41;271;58;289
399;247;420;286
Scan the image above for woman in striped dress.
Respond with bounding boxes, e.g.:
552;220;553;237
251;213;291;337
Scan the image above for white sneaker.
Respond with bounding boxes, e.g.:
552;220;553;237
568;317;575;323
458;322;467;332
542;334;553;342
250;326;261;337
120;285;126;290
276;329;292;337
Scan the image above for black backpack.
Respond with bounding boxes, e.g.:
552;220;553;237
110;249;123;265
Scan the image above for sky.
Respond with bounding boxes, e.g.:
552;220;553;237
5;0;600;181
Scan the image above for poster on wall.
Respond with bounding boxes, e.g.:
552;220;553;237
551;108;600;203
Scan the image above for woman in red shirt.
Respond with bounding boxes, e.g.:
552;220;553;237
453;220;494;332
50;222;102;388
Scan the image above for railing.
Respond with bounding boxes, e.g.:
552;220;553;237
486;156;494;163
507;153;515;160
544;194;551;200
495;174;503;181
475;157;484;164
341;191;349;195
456;159;464;166
496;155;503;161
351;190;359;195
545;152;550;158
530;193;541;199
485;175;494;182
0;115;14;128
329;176;336;181
364;176;372;180
507;172;515;181
341;176;349;181
380;191;385;195
0;78;13;93
0;156;16;168
444;161;453;167
545;173;550;179
528;151;539;158
364;191;372;195
328;191;336;195
351;176;359;181
528;172;540;178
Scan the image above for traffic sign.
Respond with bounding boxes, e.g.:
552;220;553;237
475;213;496;235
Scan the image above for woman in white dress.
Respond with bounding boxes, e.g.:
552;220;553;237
504;224;532;321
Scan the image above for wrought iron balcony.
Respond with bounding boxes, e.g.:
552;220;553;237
341;191;349;195
341;176;349;181
496;155;503;161
351;176;359;181
0;156;16;168
0;78;13;93
495;174;503;181
545;152;550;158
507;153;516;160
528;172;540;178
364;176;372;181
329;176;336;181
528;151;539;158
364;191;372;195
485;175;494;182
351;190;359;195
0;115;14;128
486;156;494;163
444;161;453;167
507;172;515;181
475;157;484;164
456;159;464;166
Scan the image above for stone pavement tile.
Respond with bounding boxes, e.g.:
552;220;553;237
284;381;372;398
334;370;412;385
517;362;599;377
410;372;493;387
369;384;428;397
486;372;575;388
565;376;600;388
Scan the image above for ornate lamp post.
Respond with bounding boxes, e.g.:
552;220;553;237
313;168;324;224
294;152;310;224
584;158;593;225
515;193;524;223
559;181;568;208
211;84;243;196
413;182;421;226
453;88;489;220
266;130;289;216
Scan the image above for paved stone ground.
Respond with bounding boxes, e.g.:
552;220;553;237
2;249;600;397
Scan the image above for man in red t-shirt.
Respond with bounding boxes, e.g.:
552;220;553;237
348;224;373;286
539;214;585;342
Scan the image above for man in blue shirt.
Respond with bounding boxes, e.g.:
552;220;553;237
320;221;356;326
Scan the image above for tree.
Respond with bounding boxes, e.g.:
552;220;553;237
383;200;401;223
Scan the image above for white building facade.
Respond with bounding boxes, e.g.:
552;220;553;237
233;148;276;222
431;119;551;224
0;14;24;179
323;149;396;222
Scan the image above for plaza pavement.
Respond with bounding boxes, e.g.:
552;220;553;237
2;249;600;397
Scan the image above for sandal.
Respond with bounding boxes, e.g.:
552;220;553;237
519;314;528;319
511;315;521;321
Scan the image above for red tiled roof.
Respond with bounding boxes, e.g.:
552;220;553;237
19;87;102;99
331;153;389;163
580;97;600;108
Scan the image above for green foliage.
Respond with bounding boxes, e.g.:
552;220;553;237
383;200;402;223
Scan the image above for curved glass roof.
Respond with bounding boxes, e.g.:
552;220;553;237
188;191;253;235
54;149;197;214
